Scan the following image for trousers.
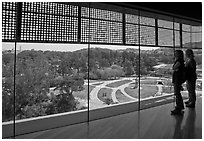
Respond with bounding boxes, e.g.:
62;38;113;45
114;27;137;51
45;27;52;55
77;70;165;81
174;83;184;110
186;79;196;103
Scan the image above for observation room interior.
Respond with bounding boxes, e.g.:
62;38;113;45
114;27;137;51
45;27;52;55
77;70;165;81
2;2;202;139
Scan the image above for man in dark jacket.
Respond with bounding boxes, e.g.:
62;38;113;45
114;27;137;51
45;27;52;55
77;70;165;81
185;49;197;108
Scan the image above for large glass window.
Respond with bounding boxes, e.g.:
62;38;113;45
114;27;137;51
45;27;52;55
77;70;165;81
89;45;139;109
3;43;88;122
2;43;15;122
139;47;174;109
2;2;202;138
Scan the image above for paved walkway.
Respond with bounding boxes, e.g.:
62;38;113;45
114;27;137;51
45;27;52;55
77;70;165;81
89;78;129;109
154;85;163;96
89;78;162;109
88;77;202;109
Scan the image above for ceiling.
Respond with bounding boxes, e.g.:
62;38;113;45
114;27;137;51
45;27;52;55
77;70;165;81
108;2;202;22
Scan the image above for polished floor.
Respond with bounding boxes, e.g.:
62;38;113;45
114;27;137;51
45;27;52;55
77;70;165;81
16;97;202;139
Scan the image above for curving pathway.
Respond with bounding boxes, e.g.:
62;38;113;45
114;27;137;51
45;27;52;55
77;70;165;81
117;82;138;101
89;78;129;109
88;77;200;109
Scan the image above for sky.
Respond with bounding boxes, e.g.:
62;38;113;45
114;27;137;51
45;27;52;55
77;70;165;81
2;42;159;52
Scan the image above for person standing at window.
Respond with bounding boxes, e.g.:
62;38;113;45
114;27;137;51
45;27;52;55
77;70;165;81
185;49;197;108
171;50;185;115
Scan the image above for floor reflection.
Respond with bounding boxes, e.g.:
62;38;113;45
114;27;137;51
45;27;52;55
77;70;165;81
173;108;196;139
172;112;184;139
183;108;196;139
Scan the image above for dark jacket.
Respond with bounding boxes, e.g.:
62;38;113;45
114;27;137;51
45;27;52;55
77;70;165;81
172;59;185;84
185;58;197;81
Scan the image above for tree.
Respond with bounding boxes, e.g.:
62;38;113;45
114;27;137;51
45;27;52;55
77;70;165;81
98;58;110;69
53;75;84;112
2;77;14;121
123;59;134;76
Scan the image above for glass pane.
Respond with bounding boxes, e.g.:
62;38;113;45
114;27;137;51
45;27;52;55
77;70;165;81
182;24;191;32
192;26;202;32
140;47;174;109
89;45;139;109
193;49;202;92
192;32;202;48
14;43;88;121
182;32;191;48
158;28;173;46
175;31;180;47
2;43;15;123
174;22;180;30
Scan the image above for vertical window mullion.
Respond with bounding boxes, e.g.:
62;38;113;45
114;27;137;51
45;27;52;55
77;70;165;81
155;18;158;46
180;23;182;48
138;10;141;111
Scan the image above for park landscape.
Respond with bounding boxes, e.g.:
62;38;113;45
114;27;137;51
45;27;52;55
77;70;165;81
2;45;202;122
74;76;202;109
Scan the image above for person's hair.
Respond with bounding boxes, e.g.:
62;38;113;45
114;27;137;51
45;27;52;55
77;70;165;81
175;50;184;62
185;49;194;58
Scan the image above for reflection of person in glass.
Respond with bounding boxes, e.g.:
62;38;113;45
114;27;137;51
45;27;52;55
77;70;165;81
171;50;185;115
185;49;197;108
173;114;184;138
173;109;196;138
183;109;196;138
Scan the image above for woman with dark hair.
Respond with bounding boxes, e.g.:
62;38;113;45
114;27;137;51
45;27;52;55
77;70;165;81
185;49;197;108
171;50;185;115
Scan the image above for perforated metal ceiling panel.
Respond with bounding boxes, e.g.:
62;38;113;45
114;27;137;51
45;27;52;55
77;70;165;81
2;2;202;49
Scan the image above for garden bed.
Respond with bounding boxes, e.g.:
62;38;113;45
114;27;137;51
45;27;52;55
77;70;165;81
124;85;158;99
98;88;113;103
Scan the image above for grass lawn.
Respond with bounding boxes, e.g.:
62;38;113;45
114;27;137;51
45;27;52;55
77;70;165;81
98;88;113;103
106;80;132;88
73;85;95;100
162;86;174;93
124;84;158;99
141;78;172;86
140;80;157;85
115;90;133;103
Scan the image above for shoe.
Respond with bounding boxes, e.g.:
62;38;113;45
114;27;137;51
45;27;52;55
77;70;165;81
186;102;195;108
171;109;183;115
185;101;190;104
